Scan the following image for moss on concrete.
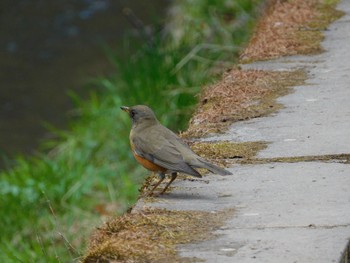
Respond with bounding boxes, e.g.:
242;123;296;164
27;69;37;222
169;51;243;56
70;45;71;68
243;153;350;165
191;141;268;164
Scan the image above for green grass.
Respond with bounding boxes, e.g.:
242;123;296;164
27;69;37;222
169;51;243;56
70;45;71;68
0;0;262;261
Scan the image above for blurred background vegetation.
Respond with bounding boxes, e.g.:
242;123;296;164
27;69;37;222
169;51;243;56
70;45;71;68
0;0;262;261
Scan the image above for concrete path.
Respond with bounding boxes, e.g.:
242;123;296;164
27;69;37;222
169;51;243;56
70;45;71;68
136;0;350;262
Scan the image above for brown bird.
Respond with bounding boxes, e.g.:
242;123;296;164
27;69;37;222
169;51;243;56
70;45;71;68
121;105;232;196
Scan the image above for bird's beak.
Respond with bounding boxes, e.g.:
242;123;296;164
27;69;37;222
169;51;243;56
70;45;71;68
120;106;130;113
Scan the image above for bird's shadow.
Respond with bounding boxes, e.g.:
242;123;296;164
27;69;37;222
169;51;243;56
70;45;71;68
156;190;214;201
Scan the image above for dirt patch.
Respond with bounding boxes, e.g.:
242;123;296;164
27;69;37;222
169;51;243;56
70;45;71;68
81;208;232;263
182;69;306;138
240;0;343;62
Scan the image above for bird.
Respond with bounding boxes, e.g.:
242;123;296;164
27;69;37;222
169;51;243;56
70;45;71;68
120;105;232;196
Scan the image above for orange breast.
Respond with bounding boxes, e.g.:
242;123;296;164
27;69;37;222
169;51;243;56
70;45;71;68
133;152;167;172
130;138;166;172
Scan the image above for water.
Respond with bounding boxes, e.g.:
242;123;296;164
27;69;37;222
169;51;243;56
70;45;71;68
0;0;168;162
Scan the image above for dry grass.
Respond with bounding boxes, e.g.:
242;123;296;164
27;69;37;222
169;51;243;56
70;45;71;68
81;208;232;263
240;0;343;62
183;69;306;138
182;0;342;139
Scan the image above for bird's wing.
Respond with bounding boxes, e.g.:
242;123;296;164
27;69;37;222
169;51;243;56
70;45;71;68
132;125;201;177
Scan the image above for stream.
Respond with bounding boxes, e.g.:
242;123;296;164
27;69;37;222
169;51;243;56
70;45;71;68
0;0;168;164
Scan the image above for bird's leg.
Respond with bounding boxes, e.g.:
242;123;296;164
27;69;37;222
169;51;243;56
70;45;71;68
148;172;165;196
159;172;178;195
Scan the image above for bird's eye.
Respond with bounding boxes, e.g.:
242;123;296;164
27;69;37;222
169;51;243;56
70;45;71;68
130;110;136;117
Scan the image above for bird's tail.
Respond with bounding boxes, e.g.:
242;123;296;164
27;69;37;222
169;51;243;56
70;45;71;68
197;159;232;176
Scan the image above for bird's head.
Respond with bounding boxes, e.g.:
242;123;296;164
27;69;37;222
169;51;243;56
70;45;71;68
120;105;158;126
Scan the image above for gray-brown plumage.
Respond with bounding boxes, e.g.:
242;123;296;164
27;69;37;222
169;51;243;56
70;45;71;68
121;105;232;196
